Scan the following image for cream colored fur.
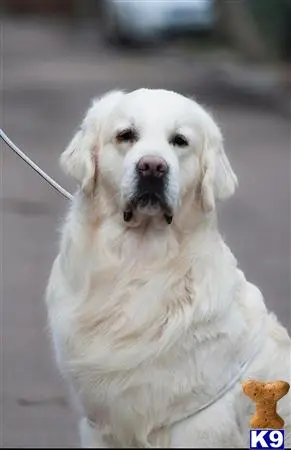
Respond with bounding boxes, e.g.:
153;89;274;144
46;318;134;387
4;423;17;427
45;89;291;448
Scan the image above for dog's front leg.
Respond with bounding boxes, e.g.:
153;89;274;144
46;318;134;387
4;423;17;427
79;418;110;448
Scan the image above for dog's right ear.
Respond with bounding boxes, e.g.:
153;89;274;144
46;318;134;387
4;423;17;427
60;90;124;193
60;127;97;193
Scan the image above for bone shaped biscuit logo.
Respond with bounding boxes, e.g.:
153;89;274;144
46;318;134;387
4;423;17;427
242;380;290;429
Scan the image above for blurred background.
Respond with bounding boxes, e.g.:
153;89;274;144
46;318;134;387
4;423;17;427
1;0;290;447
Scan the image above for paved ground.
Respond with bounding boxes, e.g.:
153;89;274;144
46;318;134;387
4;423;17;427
1;17;290;448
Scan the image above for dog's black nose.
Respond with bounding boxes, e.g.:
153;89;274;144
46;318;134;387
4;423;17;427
137;156;168;178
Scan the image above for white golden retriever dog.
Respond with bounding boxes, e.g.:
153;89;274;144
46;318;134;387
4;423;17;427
45;89;290;448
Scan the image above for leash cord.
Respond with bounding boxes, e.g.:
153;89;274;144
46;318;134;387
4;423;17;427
0;128;73;200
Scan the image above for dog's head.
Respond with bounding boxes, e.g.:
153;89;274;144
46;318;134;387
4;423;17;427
61;89;237;226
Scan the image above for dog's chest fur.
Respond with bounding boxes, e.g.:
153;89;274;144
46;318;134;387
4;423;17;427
46;215;261;446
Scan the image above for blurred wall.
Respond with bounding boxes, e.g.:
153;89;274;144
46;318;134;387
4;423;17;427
1;0;101;16
2;0;74;15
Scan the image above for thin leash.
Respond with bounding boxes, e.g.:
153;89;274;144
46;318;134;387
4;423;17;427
0;128;73;201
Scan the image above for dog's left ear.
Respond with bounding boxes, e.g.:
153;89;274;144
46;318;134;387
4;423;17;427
199;130;238;212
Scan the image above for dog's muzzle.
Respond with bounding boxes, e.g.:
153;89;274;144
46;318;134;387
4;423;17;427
123;156;173;224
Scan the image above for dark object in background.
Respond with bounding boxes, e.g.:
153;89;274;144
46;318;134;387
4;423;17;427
282;0;291;62
280;0;291;94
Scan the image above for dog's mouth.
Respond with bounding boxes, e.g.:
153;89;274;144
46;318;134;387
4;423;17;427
123;192;173;225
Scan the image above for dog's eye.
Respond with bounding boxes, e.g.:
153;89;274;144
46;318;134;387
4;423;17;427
170;134;188;147
116;128;137;144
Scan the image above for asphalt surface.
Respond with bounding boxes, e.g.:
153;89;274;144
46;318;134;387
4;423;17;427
1;17;290;448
